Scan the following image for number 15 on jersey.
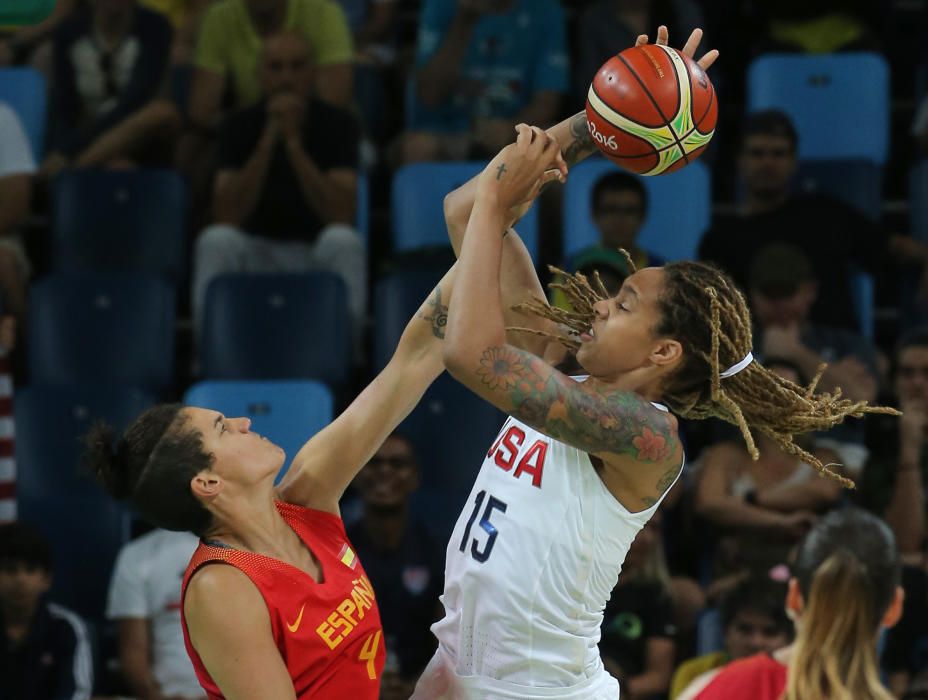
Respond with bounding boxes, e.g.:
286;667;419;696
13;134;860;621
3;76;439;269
459;490;508;563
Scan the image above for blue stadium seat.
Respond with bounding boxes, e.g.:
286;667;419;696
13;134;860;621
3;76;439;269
796;159;882;221
562;158;710;262
16;384;153;619
28;273;176;394
747;53;889;164
200;272;351;386
0;67;46;157
401;374;505;542
911;160;928;243
184;379;334;482
372;266;445;371
52;169;189;283
392;162;540;260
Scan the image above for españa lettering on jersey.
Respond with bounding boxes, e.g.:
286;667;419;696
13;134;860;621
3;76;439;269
316;576;376;650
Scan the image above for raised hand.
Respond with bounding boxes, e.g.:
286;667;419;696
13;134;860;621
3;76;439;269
477;124;567;212
635;25;719;71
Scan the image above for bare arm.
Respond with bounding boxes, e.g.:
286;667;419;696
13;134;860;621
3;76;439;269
278;266;456;513
283;138;356;225
884;403;926;555
694;442;802;531
185;566;297;700
0;175;32;235
213;123;277;226
443;132;682;507
626;637;676;699
4;0;76;53
416;10;478;108
117;618;163;700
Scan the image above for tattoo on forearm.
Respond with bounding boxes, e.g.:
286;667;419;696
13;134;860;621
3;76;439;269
475;345;678;462
563;113;596;166
496;163;507;180
418;287;448;339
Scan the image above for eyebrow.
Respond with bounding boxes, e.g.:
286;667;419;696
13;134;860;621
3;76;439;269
621;284;640;300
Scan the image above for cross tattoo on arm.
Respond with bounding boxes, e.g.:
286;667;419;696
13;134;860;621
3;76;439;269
496;163;507;180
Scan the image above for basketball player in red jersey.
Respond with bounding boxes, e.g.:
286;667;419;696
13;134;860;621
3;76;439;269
84;264;486;698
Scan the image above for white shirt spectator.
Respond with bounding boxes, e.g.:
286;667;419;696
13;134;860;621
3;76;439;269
0;103;36;177
106;528;201;698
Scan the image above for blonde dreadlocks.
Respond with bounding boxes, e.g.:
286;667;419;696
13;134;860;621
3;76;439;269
511;254;898;488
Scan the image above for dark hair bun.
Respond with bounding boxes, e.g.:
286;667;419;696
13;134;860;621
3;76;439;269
84;421;134;499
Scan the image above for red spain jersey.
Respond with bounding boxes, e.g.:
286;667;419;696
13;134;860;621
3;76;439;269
695;653;787;700
180;501;385;699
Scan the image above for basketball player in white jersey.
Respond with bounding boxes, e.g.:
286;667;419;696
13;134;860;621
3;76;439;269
411;29;895;700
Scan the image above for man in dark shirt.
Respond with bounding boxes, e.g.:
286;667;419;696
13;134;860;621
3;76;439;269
346;433;443;700
0;522;93;700
699;109;928;331
192;29;364;337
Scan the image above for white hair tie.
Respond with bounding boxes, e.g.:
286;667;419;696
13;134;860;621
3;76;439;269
720;352;754;379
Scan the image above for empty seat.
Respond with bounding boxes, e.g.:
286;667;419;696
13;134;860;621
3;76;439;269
747;53;889;164
0;67;46;157
52;169;188;283
200;272;351;387
392;162;540;260
28;273;175;394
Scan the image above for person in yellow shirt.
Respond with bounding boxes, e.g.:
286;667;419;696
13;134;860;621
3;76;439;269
190;0;353;127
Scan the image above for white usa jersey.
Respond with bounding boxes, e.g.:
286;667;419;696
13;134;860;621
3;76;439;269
422;404;683;699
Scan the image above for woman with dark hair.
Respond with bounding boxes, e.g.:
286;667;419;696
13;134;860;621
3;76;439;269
693;507;904;700
84;263;468;699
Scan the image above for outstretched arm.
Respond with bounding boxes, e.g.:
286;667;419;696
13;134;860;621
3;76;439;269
278;266;455;513
443;128;681;502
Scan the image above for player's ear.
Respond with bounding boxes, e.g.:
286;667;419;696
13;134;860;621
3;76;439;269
650;338;682;368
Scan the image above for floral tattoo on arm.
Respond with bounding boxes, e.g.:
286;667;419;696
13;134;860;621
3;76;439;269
475;345;678;463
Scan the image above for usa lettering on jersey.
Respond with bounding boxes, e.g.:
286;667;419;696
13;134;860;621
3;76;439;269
486;422;548;488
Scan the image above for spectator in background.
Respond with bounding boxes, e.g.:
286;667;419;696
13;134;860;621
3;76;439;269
0;522;93;700
192;31;364;339
552;171;664;310
695;360;842;600
692;509;903;700
187;0;353;128
178;0;353;216
599;510;677;700
44;0;180;176
346;433;443;700
856;329;928;697
574;0;703;100
672;576;792;700
398;0;567;163
748;243;879;468
0;103;35;317
858;327;928;557
106;528;204;700
698;110;928;332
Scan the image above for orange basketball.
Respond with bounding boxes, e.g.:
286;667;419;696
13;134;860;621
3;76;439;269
585;44;717;176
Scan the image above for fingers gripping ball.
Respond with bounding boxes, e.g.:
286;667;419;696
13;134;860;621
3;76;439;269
585;44;717;176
